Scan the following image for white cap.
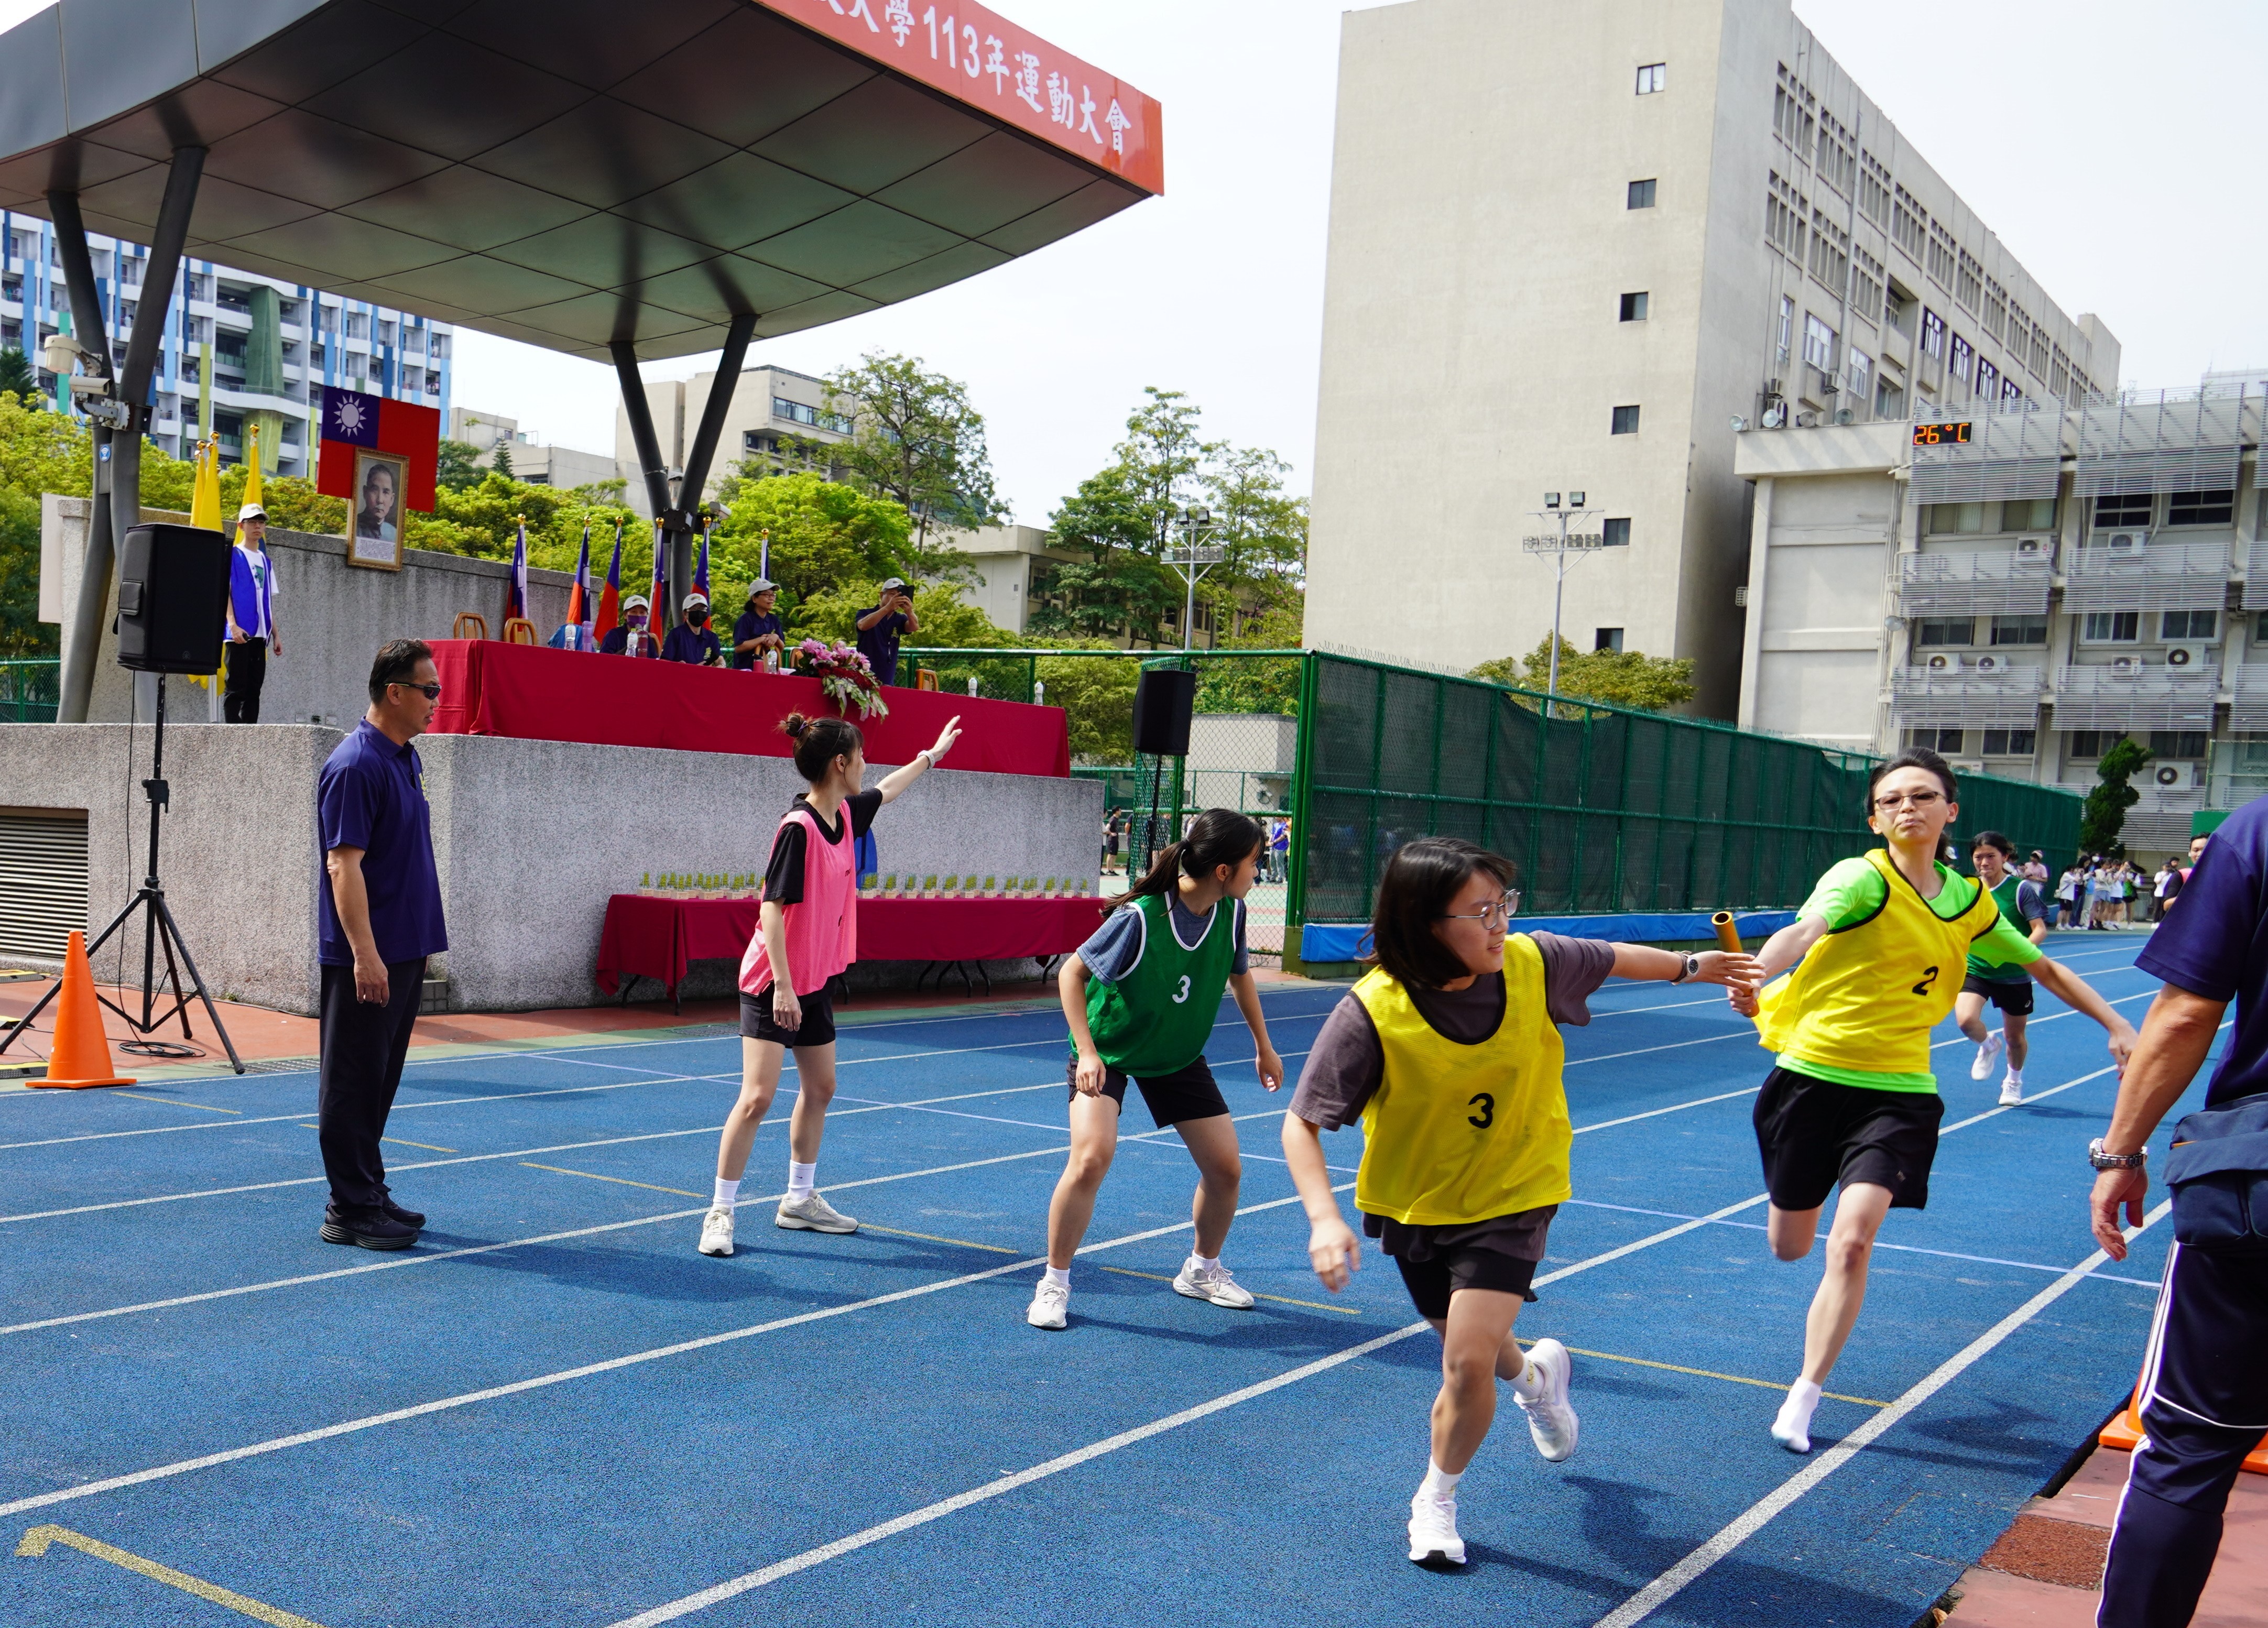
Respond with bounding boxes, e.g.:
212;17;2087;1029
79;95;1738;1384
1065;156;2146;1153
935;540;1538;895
236;501;267;522
623;594;650;611
683;592;709;610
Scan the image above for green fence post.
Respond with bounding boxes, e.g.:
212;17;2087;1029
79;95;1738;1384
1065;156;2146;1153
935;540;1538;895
1284;652;1320;976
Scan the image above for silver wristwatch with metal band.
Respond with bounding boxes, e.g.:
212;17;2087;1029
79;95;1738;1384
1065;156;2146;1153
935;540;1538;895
2088;1137;2146;1171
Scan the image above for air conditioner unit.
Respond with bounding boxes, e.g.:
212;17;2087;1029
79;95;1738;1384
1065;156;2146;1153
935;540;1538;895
2163;643;2212;671
2016;537;2047;553
1924;651;1962;673
1948;758;1986;774
2105;532;2143;554
2155;764;2184;787
1973;653;2011;675
2109;654;2147;677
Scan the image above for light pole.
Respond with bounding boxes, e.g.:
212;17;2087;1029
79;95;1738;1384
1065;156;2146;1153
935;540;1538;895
1166;505;1226;651
1522;490;1604;718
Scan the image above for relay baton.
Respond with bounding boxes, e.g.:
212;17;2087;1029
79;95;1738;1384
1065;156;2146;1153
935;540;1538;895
1710;911;1742;953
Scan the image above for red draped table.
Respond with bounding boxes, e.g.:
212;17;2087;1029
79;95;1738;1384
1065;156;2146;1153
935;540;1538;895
426;639;1070;778
595;894;1111;1004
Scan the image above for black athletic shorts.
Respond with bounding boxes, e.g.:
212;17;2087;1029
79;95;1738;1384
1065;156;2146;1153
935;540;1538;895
740;986;836;1048
1753;1066;1943;1212
1366;1206;1556;1320
1961;974;2035;1016
1067;1055;1228;1128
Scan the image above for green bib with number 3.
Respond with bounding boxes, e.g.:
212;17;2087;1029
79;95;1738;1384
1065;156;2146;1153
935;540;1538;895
1084;891;1238;1076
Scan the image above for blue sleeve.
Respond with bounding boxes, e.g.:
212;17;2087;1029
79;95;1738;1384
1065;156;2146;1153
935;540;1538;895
2015;881;2046;924
1231;897;1249;976
2137;823;2266;1003
319;759;378;854
1077;908;1144;985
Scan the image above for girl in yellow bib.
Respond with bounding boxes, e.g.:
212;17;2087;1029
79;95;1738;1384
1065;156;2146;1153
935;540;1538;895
1282;837;1757;1566
1730;747;2135;1455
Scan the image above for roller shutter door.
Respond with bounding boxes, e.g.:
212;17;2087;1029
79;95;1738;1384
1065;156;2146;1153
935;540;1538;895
0;809;90;959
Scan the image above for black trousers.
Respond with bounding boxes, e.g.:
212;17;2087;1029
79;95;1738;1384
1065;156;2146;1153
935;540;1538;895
317;957;425;1212
223;636;267;723
2100;1241;2268;1626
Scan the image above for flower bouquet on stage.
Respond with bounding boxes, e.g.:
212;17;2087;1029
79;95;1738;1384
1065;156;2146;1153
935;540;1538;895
795;638;889;720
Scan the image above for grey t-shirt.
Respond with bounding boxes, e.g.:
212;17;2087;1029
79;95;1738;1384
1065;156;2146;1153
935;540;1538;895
1077;895;1249;982
1289;933;1617;1131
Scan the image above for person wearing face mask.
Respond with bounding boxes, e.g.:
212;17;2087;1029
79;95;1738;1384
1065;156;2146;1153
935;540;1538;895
601;595;661;658
662;592;723;666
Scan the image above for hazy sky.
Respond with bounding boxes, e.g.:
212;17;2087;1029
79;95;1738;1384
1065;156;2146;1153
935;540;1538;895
5;0;2261;522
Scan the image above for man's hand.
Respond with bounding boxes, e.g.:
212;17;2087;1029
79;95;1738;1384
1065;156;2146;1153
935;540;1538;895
1072;1049;1107;1096
1256;1046;1285;1092
1307;1215;1361;1291
2106;1018;2139;1072
2091;1165;2150;1259
353;953;389;1006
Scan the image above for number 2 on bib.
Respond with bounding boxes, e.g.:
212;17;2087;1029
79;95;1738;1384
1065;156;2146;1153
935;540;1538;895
1172;974;1191;1004
1911;965;1939;997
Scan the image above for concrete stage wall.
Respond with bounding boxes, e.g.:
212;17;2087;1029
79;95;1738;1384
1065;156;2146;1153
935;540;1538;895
1;724;1102;1016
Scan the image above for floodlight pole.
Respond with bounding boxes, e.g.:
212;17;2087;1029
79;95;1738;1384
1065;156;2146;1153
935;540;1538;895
1523;505;1600;719
1167;507;1225;651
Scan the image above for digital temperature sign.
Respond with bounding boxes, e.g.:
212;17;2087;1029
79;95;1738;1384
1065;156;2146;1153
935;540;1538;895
1912;421;1973;446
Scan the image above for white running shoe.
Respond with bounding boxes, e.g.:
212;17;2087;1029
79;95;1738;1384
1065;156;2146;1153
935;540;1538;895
1514;1338;1579;1461
1408;1490;1467;1566
1999;1072;2024;1107
1027;1279;1070;1330
1172;1259;1256;1309
697;1206;735;1257
1970;1030;2005;1080
775;1192;858;1233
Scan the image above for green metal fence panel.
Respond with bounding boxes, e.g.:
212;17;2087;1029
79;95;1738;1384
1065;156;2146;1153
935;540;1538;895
0;660;60;723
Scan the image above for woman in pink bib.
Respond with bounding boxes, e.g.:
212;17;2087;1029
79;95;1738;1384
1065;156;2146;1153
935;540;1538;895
698;708;962;1258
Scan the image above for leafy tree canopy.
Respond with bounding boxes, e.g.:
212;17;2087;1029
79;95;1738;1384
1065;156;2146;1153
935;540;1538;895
0;349;36;400
706;469;914;615
823;351;1000;538
1468;635;1698;713
435;438;484;493
2079;736;2153;858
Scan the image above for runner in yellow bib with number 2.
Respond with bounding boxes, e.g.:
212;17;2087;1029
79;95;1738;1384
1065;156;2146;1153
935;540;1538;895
1730;747;2135;1455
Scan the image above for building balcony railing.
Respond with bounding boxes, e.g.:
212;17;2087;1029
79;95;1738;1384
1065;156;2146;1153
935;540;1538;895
2050;663;2219;730
2061;538;2231;612
1896;547;2054;615
1888;665;2045;727
2243;541;2268;611
2226;664;2268;730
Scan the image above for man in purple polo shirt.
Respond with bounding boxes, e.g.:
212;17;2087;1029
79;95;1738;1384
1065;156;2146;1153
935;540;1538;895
2090;797;2268;1626
316;639;449;1250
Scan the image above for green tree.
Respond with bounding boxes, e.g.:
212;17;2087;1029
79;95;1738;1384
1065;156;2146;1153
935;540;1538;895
489;437;514;480
2079;737;2152;858
1469;635;1698;713
0;485;51;656
822;351;1000;538
0;351;35;399
1199;444;1307;634
435;438;484;493
1039;649;1140;761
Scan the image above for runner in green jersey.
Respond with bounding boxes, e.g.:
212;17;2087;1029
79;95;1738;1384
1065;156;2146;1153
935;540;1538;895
1028;809;1285;1331
1954;829;2052;1106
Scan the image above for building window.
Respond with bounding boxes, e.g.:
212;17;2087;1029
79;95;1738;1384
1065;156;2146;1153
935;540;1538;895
1955;248;1982;314
2002;376;2024;406
1926;502;1988;534
2149;730;2210;759
1858;153;1890;226
1982;728;2036;756
1765;173;1805;259
2162;609;2219;640
1808;209;1849;296
1983;277;2008;342
1914;616;1976;646
1595;627;1626;651
2006;497;2058;531
2081;610;2141;642
1602;517;1631;547
774;396;853;434
1619;291;1649;321
1921;307;1945;358
1610;405;1641;434
1802;313;1836;372
1851;247;1884;324
1892;185;1926;259
2093;492;2152;531
1908;728;1966;753
1775;295;1794;364
1977;358;1998;399
1627;178;1657;209
2167;489;2234;527
1927;220;1958;290
1635;63;1665;94
1991;616;2048;646
1846;349;1872;408
1949;332;1973;386
2069;731;2128;759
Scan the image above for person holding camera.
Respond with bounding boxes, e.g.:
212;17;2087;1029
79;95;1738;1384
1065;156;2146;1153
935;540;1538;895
855;577;919;685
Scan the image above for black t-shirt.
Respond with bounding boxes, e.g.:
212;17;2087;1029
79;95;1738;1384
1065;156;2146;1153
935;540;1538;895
761;790;882;904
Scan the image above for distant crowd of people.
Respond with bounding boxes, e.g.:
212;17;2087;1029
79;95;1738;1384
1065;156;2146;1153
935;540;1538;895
576;578;920;685
2052;836;2210;928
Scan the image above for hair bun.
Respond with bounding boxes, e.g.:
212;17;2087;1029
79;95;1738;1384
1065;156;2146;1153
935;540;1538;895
780;712;811;739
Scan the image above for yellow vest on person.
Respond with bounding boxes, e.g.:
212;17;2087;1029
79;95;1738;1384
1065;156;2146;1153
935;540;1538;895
1350;934;1571;1226
1753;847;2000;1077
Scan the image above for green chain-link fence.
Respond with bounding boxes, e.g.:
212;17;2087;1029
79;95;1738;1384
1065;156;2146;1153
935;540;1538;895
900;646;2085;960
0;660;60;723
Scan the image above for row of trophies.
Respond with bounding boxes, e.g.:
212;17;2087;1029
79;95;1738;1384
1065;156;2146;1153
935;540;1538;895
637;873;1098;900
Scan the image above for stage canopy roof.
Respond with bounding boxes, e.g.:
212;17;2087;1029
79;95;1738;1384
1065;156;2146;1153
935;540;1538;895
0;0;1162;359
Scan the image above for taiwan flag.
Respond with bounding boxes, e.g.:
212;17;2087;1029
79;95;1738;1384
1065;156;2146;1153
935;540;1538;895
316;386;440;512
594;518;624;646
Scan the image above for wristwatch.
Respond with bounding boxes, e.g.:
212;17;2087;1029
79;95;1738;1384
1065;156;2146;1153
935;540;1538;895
1669;953;1702;985
2088;1137;2146;1171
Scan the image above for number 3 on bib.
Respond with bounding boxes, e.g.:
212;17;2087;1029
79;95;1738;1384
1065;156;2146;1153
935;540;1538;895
1172;974;1191;1004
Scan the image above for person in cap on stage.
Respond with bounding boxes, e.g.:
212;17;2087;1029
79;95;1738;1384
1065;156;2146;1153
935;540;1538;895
601;595;660;658
733;579;787;671
662;593;723;666
855;577;918;685
223;501;280;722
1281;836;1758;1567
1729;747;2135;1457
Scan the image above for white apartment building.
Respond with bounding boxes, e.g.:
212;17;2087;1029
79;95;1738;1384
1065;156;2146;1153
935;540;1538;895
1305;0;2116;716
2;210;450;476
614;363;854;518
1736;382;2266;859
449;408;618;492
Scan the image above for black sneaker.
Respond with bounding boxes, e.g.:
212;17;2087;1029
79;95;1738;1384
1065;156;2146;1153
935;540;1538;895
320;1208;419;1251
380;1196;426;1229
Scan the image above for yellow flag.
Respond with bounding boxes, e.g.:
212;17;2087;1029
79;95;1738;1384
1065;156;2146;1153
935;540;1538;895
190;438;221;531
242;423;263;512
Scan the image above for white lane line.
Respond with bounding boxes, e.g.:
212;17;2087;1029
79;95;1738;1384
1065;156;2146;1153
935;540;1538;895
1567;1030;1750;1067
1589;1201;2174;1628
1928;985;2155;1051
1574;1087;1759;1133
600;1193;1773;1626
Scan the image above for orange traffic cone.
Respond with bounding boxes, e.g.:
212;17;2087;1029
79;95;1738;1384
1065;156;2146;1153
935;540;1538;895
29;930;134;1089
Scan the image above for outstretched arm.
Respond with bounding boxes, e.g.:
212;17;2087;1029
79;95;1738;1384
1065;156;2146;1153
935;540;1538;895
875;715;963;804
1610;944;1760;988
2031;955;2138;1069
1727;915;1828;1016
1282;1111;1359;1291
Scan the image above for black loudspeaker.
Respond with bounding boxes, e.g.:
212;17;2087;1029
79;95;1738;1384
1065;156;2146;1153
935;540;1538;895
1131;667;1197;757
117;523;229;674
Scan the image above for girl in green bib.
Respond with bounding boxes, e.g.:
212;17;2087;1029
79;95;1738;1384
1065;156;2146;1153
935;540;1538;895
1027;809;1285;1332
1732;747;2135;1455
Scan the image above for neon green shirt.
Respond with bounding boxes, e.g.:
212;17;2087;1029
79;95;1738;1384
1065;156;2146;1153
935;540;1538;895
1780;854;2043;1092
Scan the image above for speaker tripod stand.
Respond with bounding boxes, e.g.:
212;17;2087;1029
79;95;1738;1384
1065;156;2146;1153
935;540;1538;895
0;673;244;1073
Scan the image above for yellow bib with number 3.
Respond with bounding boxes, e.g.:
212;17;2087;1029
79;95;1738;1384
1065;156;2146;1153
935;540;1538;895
1350;935;1570;1226
1754;847;1999;1077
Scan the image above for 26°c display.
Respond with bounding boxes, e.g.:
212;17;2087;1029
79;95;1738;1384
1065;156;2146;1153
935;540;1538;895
1912;421;1973;446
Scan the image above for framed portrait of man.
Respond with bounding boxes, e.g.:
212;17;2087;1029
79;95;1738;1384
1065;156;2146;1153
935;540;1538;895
348;450;407;571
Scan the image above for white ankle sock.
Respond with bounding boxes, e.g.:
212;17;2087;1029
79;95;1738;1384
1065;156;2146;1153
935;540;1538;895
787;1161;816;1200
1775;1378;1823;1444
1419;1461;1462;1499
2005;1066;2023;1085
1510;1353;1546;1400
1043;1265;1071;1289
1191;1253;1220;1272
712;1178;739;1210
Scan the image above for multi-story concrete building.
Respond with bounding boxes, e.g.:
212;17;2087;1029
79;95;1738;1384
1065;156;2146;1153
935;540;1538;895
2;211;450;476
614;363;853;517
449;408;618;493
1736;381;2265;859
1305;0;2116;715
